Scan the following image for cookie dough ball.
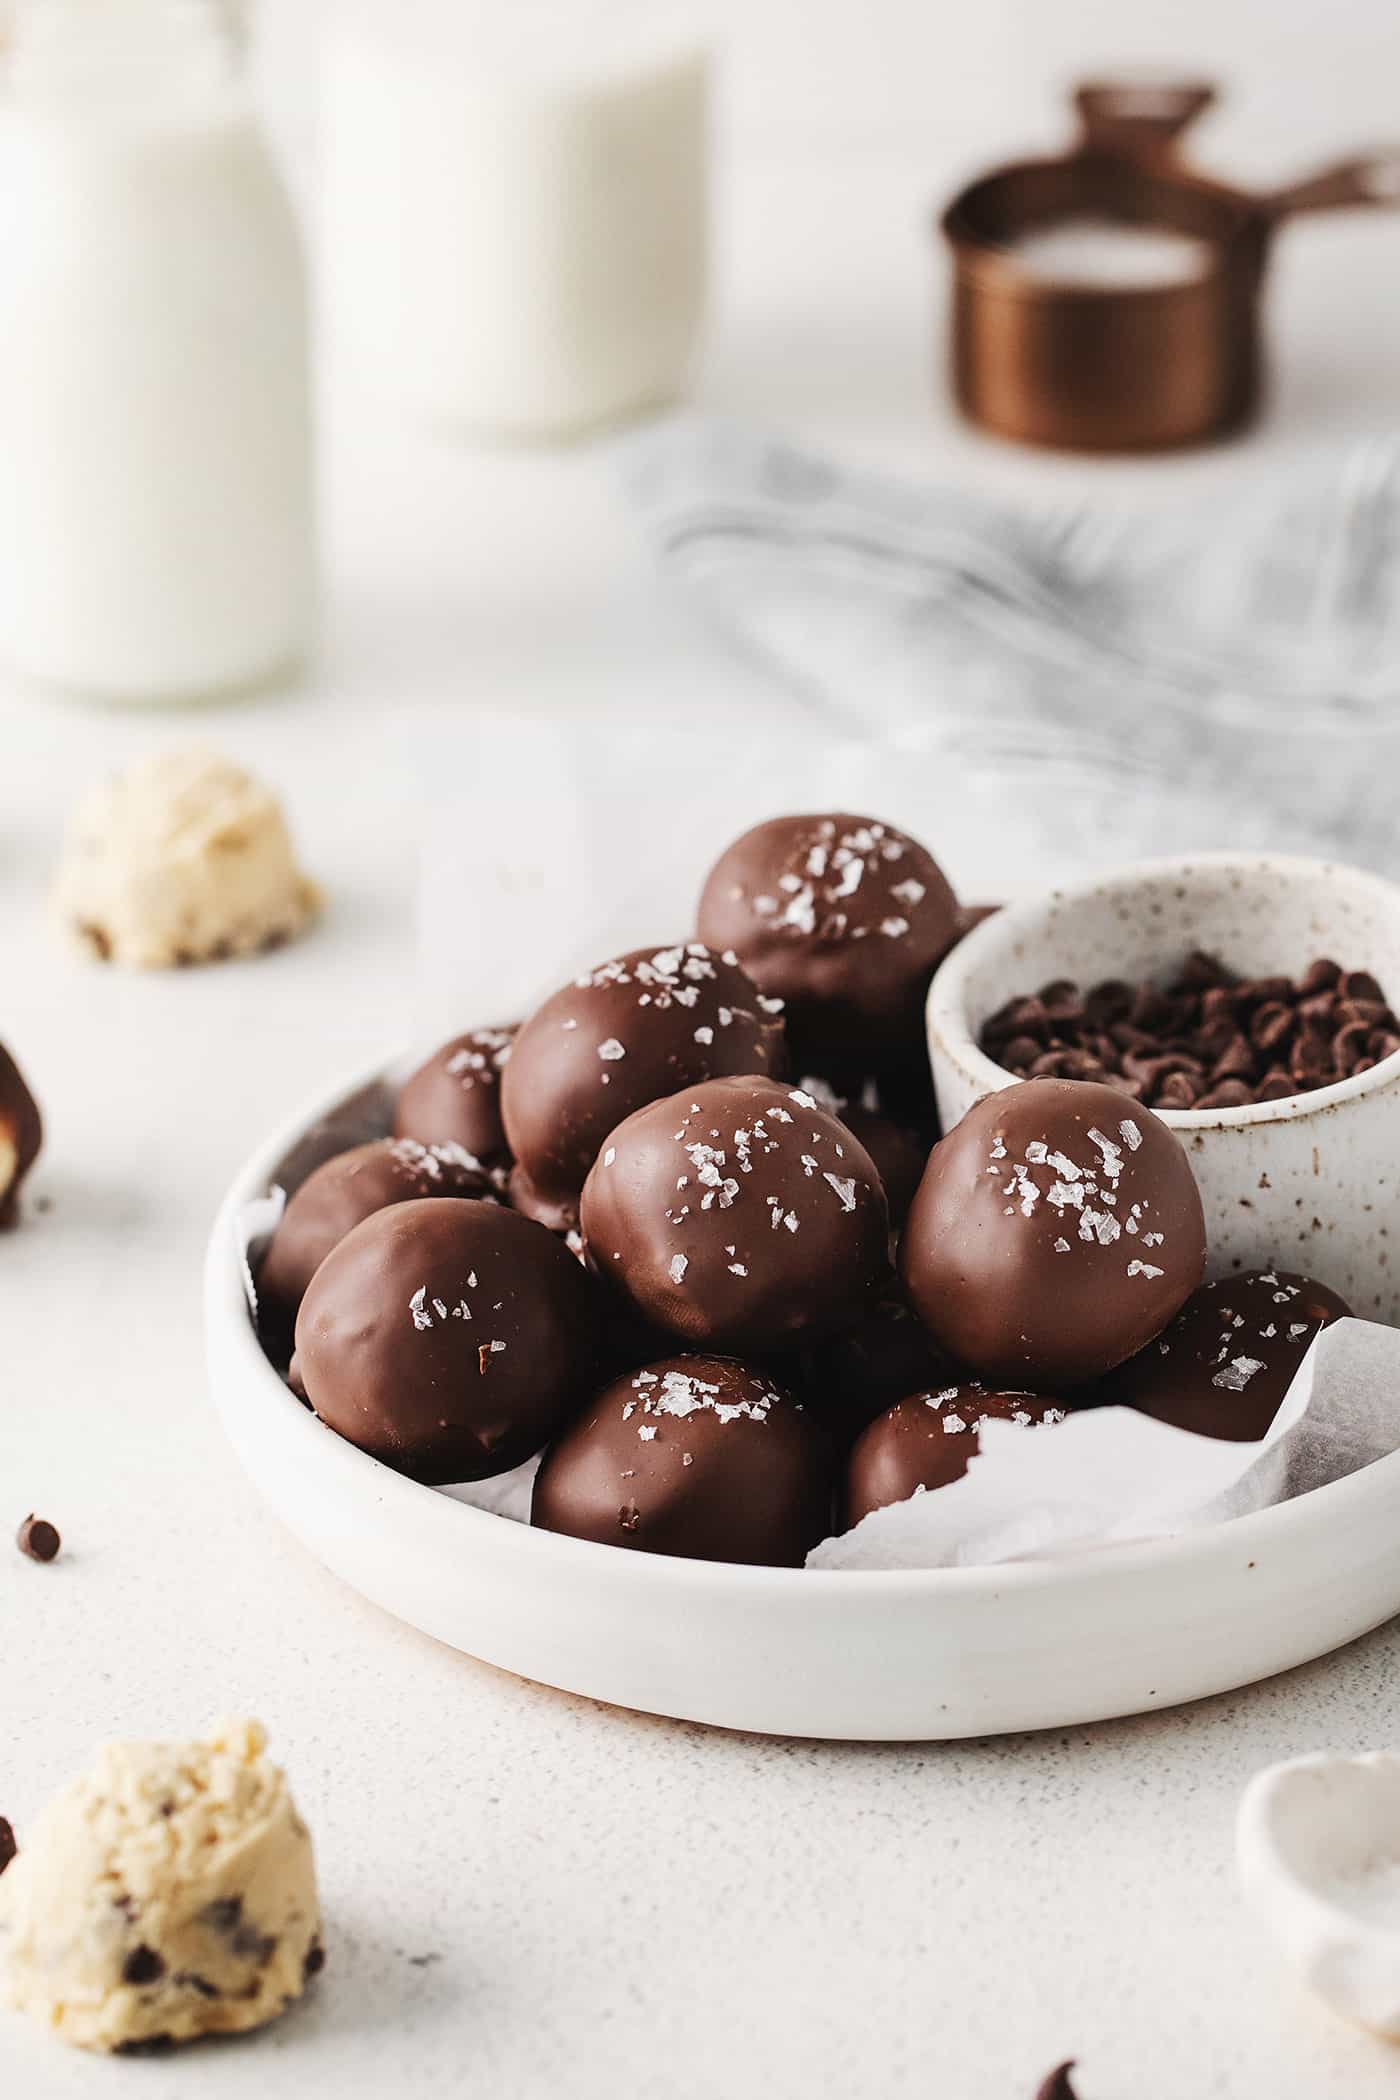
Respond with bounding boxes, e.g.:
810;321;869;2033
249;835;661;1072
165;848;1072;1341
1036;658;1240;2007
846;1385;1067;1523
0;1719;322;2055
580;1075;889;1353
53;747;320;969
0;1042;42;1230
501;943;786;1232
394;1026;516;1172
295;1197;598;1483
900;1078;1206;1388
1091;1269;1351;1441
256;1137;498;1359
696;813;959;1067
533;1356;833;1566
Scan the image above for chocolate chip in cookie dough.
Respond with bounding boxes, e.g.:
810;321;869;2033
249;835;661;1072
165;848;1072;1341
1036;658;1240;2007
121;1945;167;1986
0;1817;16;1875
16;1515;60;1563
302;1939;326;1981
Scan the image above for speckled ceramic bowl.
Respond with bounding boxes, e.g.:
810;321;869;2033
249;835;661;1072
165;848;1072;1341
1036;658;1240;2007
928;853;1400;1321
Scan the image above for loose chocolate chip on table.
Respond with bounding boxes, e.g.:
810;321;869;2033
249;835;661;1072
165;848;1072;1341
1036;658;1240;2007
0;1817;16;1875
303;1939;326;1981
16;1515;60;1562
1034;2066;1081;2100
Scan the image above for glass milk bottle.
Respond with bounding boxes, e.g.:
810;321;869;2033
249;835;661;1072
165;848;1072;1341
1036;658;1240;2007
321;1;709;439
0;0;313;701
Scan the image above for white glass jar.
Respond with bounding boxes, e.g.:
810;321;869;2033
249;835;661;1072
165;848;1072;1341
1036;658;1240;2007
321;1;710;440
0;0;314;702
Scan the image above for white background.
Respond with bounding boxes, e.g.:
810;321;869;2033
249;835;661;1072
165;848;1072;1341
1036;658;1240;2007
5;4;1400;2096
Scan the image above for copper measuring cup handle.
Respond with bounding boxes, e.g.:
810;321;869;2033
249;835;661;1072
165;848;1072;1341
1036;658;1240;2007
1260;151;1400;222
1072;77;1218;163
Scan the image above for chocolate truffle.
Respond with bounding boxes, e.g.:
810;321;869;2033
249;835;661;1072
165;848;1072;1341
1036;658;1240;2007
1091;1269;1351;1441
257;1137;496;1358
532;1356;832;1566
393;1026;516;1173
792;1291;960;1440
295;1197;597;1484
847;1384;1067;1521
0;1042;42;1229
695;813;959;1066
900;1078;1206;1388
580;1075;889;1352
500;943;786;1232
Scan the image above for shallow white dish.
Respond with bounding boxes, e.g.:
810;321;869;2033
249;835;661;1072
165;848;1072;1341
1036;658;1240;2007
206;1056;1400;1741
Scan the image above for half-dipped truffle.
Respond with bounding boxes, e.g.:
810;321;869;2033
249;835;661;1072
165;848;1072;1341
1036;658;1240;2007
532;1355;832;1566
696;813;958;1067
580;1075;889;1352
295;1197;597;1483
846;1383;1067;1522
899;1078;1206;1388
500;942;785;1232
1090;1269;1351;1441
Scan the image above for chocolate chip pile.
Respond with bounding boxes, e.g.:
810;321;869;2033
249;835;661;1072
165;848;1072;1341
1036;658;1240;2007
980;954;1400;1110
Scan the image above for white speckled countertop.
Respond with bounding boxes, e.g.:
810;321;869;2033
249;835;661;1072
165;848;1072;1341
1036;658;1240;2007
5;14;1400;2090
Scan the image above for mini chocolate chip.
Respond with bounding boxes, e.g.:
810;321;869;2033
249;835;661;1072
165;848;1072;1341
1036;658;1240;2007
1298;957;1342;995
1210;1034;1257;1082
232;1924;278;1963
999;1034;1045;1072
201;1896;243;1934
1250;1003;1295;1055
0;1818;16;1875
174;1972;221;1999
1334;1021;1374;1072
114;2034;175;2056
1154;1071;1200;1110
16;1515;60;1563
1034;2065;1081;2100
122;1944;166;1986
1339;969;1385;1004
1255;1069;1298;1102
1195;1079;1254;1110
1335;997;1391;1031
1175;950;1233;991
303;1939;326;1981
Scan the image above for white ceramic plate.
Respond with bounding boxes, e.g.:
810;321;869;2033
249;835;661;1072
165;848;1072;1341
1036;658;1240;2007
205;1055;1400;1741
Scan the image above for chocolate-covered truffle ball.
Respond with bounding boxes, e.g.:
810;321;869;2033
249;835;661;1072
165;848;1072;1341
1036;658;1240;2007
296;1197;596;1484
695;813;959;1067
257;1137;495;1358
393;1026;516;1173
900;1078;1206;1388
581;1075;889;1352
532;1355;832;1566
500;943;785;1233
792;1290;960;1440
0;1042;42;1229
1091;1269;1351;1441
846;1384;1067;1523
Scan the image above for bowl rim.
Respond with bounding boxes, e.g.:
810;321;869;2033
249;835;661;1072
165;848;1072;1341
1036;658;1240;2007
928;849;1400;1131
206;1030;1400;1599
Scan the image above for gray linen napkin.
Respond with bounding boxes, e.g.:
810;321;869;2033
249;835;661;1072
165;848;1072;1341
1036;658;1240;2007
624;421;1400;870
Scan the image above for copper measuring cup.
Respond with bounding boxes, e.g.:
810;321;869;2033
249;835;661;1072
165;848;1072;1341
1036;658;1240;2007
940;79;1400;451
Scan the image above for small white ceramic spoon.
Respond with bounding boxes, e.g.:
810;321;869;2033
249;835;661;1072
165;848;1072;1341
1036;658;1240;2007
1238;1751;1400;2037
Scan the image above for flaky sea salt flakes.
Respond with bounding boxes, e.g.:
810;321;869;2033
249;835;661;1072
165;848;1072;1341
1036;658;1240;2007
597;1038;626;1061
789;1089;818;1110
823;1174;857;1212
880;917;910;938
1213;1355;1265;1391
669;1254;688;1284
728;1262;747;1276
638;1426;657;1441
1054;1236;1072;1253
694;1026;714;1045
409;1287;432;1331
942;1414;968;1435
1126;1259;1164;1280
603;1147;616;1167
1120;1120;1143;1151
